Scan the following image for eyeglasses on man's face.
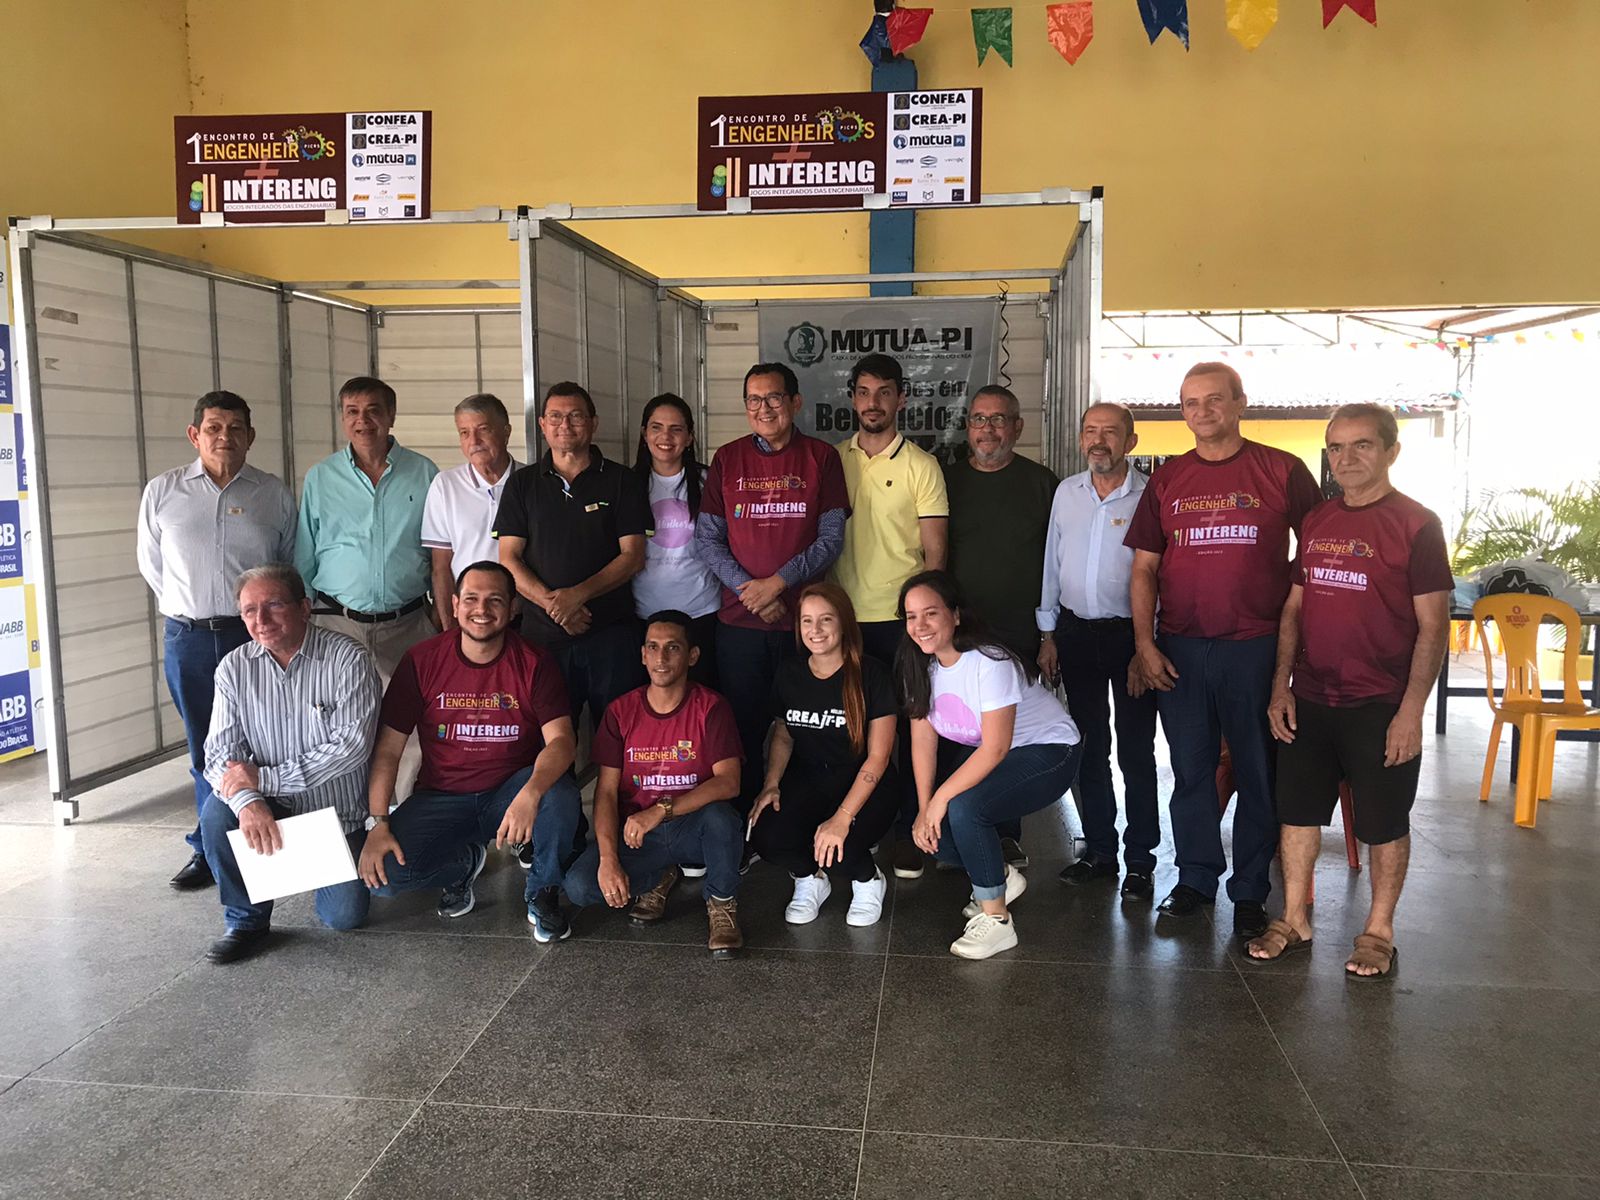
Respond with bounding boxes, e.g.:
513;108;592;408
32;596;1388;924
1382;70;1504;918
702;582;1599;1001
542;410;592;427
743;393;792;412
967;412;1015;429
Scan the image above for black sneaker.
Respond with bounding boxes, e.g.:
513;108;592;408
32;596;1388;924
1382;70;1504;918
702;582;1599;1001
1057;857;1118;886
891;840;925;880
1233;900;1270;942
515;842;534;870
438;843;488;919
1120;870;1155;900
526;887;570;943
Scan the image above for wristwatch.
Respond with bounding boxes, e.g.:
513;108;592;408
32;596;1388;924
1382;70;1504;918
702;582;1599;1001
364;814;389;832
657;798;675;822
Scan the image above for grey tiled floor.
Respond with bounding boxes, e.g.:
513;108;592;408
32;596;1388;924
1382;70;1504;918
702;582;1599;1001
1;695;1596;1199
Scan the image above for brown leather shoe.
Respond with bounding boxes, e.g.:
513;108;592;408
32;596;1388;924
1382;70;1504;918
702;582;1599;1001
628;867;679;924
706;895;743;958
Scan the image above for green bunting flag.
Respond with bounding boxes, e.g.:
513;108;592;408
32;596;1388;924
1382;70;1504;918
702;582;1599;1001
972;8;1015;66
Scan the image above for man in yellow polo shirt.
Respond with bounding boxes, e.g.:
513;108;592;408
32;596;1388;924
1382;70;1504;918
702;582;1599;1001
833;353;948;878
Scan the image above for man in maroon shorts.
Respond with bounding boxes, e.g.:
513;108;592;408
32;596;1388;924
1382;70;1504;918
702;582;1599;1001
1247;404;1451;978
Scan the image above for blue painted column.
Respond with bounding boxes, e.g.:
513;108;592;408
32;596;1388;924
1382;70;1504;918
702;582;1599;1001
871;56;916;297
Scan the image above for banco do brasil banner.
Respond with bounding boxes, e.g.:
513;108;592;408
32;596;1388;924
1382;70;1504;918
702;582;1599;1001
758;301;1000;462
698;90;981;211
174;111;432;224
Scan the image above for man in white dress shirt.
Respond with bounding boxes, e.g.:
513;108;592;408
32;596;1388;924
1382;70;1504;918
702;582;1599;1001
1037;403;1160;899
421;393;520;632
198;564;381;963
136;391;297;891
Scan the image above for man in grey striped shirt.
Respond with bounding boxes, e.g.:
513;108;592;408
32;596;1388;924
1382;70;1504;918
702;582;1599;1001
198;564;382;964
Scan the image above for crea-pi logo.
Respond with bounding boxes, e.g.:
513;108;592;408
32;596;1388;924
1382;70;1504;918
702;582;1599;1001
785;322;827;367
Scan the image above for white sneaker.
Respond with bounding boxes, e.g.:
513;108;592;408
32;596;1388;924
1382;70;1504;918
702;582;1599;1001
962;864;1028;919
846;869;887;927
784;872;832;924
680;864;707;879
950;911;1019;960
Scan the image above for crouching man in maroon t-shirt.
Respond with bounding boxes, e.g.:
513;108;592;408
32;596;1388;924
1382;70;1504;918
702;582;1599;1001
1247;405;1452;979
562;611;746;957
357;561;584;943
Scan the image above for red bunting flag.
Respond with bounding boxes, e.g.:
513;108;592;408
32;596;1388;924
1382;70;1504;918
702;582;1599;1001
1046;2;1094;65
1321;0;1377;27
886;7;933;56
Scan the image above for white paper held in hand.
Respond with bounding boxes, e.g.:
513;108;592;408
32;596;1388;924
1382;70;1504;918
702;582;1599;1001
225;806;359;904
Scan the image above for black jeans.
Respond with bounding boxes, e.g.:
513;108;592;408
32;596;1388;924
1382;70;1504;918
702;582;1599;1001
1053;611;1160;873
750;763;900;883
858;620;925;842
544;621;647;738
717;621;795;813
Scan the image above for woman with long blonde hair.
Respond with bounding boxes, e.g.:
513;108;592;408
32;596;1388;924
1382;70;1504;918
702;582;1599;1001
749;582;899;926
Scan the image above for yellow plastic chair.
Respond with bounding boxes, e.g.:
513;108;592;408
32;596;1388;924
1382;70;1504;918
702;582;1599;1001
1473;595;1595;827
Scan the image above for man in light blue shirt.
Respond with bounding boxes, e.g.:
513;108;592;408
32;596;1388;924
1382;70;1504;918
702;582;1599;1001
296;376;438;683
1037;402;1161;899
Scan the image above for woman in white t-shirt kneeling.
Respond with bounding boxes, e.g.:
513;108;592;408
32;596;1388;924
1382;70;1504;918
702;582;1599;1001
897;570;1082;960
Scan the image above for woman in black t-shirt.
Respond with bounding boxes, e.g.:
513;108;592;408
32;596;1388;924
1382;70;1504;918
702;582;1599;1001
750;582;899;927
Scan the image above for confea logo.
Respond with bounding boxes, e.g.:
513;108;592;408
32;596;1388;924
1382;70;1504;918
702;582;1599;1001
785;321;827;366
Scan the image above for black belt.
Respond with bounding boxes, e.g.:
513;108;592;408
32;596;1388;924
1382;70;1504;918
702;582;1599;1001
1060;608;1133;627
315;594;428;624
169;614;245;631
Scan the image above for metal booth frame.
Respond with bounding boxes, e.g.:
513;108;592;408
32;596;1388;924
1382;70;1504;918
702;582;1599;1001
7;187;1102;822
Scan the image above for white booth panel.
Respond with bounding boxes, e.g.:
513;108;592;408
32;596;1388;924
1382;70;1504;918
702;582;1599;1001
624;278;656;421
215;281;286;480
132;263;214;480
704;313;759;451
534;236;583;396
288;299;338;494
478;311;525;447
380;312;478;469
584;261;625;462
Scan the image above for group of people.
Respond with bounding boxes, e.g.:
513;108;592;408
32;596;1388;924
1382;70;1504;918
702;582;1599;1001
138;351;1450;976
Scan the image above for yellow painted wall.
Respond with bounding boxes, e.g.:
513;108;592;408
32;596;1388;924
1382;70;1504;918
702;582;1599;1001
1132;416;1438;487
5;2;1600;311
0;0;202;276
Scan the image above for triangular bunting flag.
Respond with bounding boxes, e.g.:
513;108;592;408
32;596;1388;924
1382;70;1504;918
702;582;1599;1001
1136;0;1189;49
1225;0;1277;50
1046;2;1094;65
886;7;933;57
1321;0;1377;27
972;8;1014;66
859;13;891;64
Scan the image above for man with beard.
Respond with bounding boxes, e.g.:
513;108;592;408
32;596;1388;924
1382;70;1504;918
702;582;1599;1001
831;353;948;880
944;384;1058;873
1038;403;1160;899
357;561;584;942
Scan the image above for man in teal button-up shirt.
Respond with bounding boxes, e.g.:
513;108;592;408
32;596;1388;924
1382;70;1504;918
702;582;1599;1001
296;375;439;686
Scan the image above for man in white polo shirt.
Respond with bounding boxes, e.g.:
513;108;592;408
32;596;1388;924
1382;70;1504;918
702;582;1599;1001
421;393;520;632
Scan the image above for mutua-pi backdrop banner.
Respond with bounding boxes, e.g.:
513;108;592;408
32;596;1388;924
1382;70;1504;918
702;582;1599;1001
758;300;1000;462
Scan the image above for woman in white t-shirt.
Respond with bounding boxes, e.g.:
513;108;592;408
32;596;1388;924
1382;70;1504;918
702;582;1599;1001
897;570;1082;960
632;393;722;686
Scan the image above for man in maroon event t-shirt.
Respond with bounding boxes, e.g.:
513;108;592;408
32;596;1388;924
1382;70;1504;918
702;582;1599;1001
1247;404;1451;979
694;362;851;811
561;611;747;957
356;561;584;943
1123;361;1322;941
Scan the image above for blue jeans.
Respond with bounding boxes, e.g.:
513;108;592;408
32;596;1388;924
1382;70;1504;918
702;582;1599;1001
563;802;744;905
200;792;370;932
369;767;583;900
716;623;795;812
164;618;251;853
933;741;1082;899
1155;633;1279;904
1054;612;1160;872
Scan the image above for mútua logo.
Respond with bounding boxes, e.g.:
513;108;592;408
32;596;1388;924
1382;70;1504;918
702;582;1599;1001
893;135;908;149
785;321;827;366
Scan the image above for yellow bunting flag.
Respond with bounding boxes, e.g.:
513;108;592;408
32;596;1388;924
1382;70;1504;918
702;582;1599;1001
1225;0;1278;50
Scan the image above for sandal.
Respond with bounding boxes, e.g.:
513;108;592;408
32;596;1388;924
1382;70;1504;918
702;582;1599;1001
1244;918;1312;963
1346;933;1397;980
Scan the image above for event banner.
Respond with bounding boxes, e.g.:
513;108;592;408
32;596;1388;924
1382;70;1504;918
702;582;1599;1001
757;301;1000;462
174;110;432;224
698;89;981;211
0;325;40;760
